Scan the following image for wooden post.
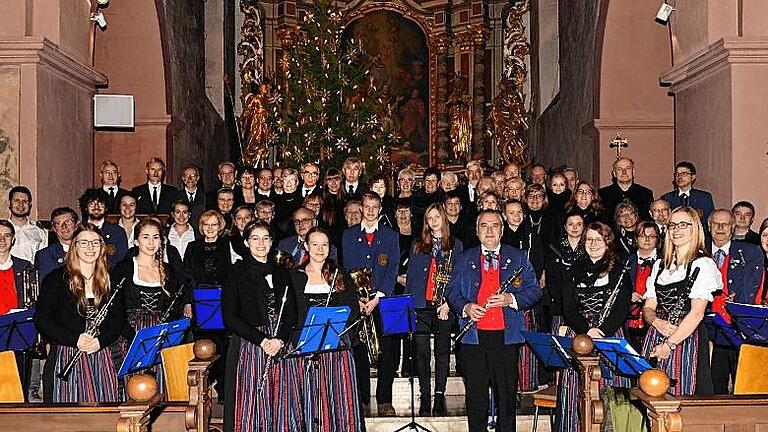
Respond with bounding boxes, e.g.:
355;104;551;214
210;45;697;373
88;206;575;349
117;375;162;432
185;340;219;432
633;369;682;432
572;335;602;432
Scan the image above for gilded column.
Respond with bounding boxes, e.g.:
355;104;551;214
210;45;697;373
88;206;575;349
470;25;489;158
432;34;452;163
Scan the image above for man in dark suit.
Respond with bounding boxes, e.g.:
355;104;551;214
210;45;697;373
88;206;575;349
255;167;277;202
445;191;477;249
661;161;715;223
455;160;483;218
205;161;237;210
732;201;760;245
446;209;541;432
707;209;764;394
34;207;79;280
176;164;206;227
342;192;400;416
79;189;128;267
299;162;323;198
342;157;368;201
132;157;178;215
98;160;128;215
598;157;654;219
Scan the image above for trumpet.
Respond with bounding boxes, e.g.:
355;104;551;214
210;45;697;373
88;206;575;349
432;250;453;306
350;267;381;366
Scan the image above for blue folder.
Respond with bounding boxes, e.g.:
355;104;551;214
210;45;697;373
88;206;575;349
0;308;38;351
726;302;768;344
592;337;651;377
293;306;351;355
704;313;744;348
192;285;224;330
522;331;574;369
380;295;416;336
118;318;191;376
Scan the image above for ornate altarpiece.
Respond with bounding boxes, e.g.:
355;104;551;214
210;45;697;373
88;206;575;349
236;0;531;168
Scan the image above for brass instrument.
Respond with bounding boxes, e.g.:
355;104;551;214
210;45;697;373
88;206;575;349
350;267;381;366
432;250;454;306
274;249;296;269
21;264;39;308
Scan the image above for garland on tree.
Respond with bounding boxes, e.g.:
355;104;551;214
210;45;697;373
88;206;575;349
266;0;395;173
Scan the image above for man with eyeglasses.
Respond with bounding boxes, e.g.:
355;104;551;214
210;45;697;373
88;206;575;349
661;161;714;223
255;168;276;202
34;207;79;281
206;161;237;210
626;221;660;351
342;192;400;417
78;189;128;267
706;209;763;394
299;162;322;198
276;206;337;266
649;199;671;250
176;164;206;227
598;157;654;221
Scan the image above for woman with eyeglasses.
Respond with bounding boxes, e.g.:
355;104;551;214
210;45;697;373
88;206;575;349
524;183;561;249
223;220;299;432
614;200;640;259
113;219;190;394
557;221;633;432
290;227;362;431
625;221;660;352
641;207;720;396
35;223;126;402
564;181;604;226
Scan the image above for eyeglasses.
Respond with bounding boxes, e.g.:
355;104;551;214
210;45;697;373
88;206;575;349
303;171;320;177
527;193;545;200
294;218;314;225
618;211;637;218
584;237;605;245
667;221;693;231
258;175;273;181
638;233;658;240
674;171;693;177
710;222;731;229
53;219;75;229
248;236;271;243
76;239;102;249
576;189;593;196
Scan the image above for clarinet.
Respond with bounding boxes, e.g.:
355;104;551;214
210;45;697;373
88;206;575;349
453;266;524;342
668;267;701;325
257;284;289;396
57;277;126;381
159;283;185;323
596;262;630;328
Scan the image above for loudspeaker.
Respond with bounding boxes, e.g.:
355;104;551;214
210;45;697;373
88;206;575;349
94;94;135;128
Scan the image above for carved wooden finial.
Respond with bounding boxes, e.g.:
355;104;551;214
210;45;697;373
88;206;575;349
193;339;217;360
127;374;158;403
639;368;671;397
573;334;595;356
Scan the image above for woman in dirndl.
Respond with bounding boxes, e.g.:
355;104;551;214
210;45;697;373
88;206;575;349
641;206;719;396
34;223;126;402
113;218;190;394
222;220;300;432
556;221;633;432
291;227;362;431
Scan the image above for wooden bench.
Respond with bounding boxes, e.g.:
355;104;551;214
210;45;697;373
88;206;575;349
0;339;217;432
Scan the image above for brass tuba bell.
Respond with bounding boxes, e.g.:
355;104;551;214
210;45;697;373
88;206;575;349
349;267;380;366
274;249;296;270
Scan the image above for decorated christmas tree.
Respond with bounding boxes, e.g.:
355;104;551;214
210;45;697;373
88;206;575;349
267;0;394;173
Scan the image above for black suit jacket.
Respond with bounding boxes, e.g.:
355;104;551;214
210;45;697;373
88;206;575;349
176;189;206;227
132;183;178;215
103;187;129;215
597;181;654;222
342;182;368;202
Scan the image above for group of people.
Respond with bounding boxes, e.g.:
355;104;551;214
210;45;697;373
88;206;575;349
2;153;766;432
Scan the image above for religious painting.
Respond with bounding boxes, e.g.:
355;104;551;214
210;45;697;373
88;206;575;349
344;11;430;166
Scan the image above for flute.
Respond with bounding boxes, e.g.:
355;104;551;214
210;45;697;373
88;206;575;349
257;284;289;396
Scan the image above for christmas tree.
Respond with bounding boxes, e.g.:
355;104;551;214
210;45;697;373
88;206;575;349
267;0;394;173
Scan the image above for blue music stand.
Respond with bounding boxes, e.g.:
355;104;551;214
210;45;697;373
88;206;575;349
380;295;417;336
522;331;575;369
704;312;744;348
288;306;351;356
192;285;224;330
592;337;652;377
726;302;768;344
118;318;191;376
0;308;37;351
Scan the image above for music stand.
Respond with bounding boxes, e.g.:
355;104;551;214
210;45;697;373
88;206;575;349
704;313;744;348
118;318;191;376
726;302;768;344
522;331;577;370
192;285;225;331
380;295;430;432
591;337;652;377
0;308;37;351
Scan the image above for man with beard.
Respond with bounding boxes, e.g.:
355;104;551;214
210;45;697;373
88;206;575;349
34;207;79;280
98;160;128;214
78;188;128;266
132;157;178;215
598;157;654;220
8;186;47;263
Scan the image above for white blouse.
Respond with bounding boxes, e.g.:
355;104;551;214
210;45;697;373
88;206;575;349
644;257;722;302
304;282;331;294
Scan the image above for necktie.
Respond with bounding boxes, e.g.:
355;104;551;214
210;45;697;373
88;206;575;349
639;258;654;269
292;240;304;263
188;192;194;202
304;188;311;197
483;250;498;270
108;187;115;198
152;186;159;209
714;249;726;270
348;185;354;195
681;193;690;207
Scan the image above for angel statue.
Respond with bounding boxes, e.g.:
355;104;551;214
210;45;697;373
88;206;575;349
239;83;272;167
447;76;472;161
486;78;529;166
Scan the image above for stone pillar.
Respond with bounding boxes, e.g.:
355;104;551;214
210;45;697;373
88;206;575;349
432;33;451;164
470;26;488;159
0;1;106;218
662;0;768;222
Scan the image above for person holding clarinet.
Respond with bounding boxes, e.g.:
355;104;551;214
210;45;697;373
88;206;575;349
446;209;541;432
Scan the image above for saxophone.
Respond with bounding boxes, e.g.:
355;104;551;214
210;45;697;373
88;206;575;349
432;250;454;306
350;267;380;366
